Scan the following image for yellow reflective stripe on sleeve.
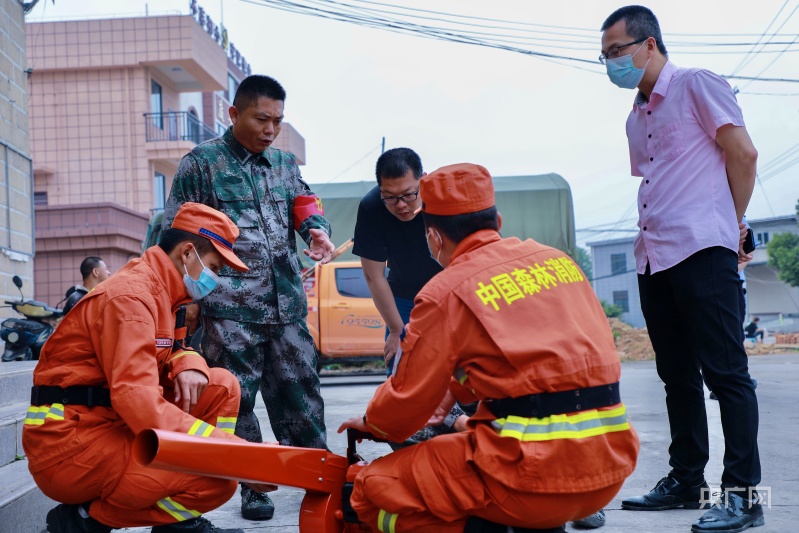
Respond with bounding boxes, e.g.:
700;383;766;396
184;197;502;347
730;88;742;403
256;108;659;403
188;420;215;437
156;497;201;521
491;404;631;442
24;403;65;425
167;351;201;363
216;416;237;434
365;421;389;438
377;509;398;533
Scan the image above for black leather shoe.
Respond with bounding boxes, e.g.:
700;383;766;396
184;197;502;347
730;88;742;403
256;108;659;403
463;516;565;532
691;490;765;532
151;516;243;532
46;504;113;533
240;485;275;520
622;476;711;511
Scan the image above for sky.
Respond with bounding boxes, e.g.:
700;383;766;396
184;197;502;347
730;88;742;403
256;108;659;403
27;0;799;248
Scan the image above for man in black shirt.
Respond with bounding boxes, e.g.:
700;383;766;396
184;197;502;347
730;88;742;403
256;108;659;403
744;317;764;342
353;148;470;447
353;148;442;368
62;257;112;314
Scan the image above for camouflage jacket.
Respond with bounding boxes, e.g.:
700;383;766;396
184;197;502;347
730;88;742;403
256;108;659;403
162;127;331;325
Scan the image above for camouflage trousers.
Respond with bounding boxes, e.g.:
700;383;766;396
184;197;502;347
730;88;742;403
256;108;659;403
202;317;327;450
387;401;480;452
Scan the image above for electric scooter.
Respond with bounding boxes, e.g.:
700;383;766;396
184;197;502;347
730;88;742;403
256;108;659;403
1;275;64;362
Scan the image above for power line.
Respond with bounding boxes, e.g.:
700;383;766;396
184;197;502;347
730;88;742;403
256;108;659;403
729;0;790;77
325;142;382;183
724;75;799;83
241;0;799;79
737;2;799;90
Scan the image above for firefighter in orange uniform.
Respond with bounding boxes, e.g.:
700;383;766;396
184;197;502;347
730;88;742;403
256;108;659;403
23;203;272;533
339;163;640;532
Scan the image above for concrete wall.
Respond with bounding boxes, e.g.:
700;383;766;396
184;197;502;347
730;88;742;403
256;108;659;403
0;0;34;314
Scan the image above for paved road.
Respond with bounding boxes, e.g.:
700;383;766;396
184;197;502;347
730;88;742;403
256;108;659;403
124;353;799;533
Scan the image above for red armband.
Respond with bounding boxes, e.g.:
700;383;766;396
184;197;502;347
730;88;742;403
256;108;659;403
292;195;325;231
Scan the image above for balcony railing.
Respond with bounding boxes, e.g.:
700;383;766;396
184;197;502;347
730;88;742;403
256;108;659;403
144;112;218;145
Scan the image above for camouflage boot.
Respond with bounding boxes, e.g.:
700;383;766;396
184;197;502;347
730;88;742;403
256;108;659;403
240;485;275;521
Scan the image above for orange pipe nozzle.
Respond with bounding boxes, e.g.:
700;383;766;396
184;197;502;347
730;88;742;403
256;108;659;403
133;429;348;494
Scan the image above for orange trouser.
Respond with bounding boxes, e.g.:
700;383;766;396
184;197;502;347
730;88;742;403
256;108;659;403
352;432;624;533
31;369;240;528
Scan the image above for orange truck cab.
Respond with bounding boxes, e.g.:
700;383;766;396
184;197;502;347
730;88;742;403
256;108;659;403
304;261;385;367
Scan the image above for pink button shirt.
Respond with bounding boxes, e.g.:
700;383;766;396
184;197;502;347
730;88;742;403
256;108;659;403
626;61;745;274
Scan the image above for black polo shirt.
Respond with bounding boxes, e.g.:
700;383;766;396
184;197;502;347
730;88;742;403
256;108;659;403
352;185;443;300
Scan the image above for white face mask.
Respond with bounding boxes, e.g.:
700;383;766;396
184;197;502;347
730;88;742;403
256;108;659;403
427;228;443;267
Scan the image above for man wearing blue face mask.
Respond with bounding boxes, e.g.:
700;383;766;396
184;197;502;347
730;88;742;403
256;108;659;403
600;6;762;533
23;202;276;533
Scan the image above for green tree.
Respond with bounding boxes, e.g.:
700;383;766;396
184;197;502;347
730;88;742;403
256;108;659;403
601;300;624;318
571;246;593;281
765;198;799;287
767;232;799;287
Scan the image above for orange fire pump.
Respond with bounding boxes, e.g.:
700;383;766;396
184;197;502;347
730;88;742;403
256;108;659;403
133;428;378;532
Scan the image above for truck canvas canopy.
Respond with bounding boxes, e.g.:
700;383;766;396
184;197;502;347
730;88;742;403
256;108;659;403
303;173;576;263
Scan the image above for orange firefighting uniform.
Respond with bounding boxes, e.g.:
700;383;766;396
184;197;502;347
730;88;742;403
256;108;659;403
22;246;241;528
355;230;640;532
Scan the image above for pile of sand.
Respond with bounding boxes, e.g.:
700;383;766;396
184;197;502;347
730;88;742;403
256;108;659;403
608;318;655;361
608;317;799;361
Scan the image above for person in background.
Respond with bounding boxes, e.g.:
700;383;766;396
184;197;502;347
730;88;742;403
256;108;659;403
600;6;763;532
62;257;111;314
745;318;764;343
163;74;334;522
353;147;470;447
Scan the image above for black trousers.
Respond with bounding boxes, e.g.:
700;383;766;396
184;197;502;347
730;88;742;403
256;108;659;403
638;246;761;488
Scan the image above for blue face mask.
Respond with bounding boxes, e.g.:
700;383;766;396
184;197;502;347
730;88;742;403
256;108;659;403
606;42;649;89
183;248;220;300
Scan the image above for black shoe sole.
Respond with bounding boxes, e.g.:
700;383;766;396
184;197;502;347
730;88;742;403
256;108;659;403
45;507;63;533
691;515;765;533
241;506;275;521
622;501;710;511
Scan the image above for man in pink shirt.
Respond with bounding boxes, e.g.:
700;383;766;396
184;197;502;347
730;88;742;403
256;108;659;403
600;6;762;533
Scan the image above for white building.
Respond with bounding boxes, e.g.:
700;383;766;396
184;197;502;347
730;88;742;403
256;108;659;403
587;214;799;331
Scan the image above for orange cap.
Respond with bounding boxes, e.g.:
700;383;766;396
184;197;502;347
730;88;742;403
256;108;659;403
171;202;248;272
420;163;495;216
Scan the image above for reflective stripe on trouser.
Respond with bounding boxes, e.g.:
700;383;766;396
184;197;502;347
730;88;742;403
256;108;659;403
24;403;65;425
188;420;215;437
490;405;631;441
352;431;624;532
202;318;326;448
378;509;398;533
157;497;201;522
26;368;240;528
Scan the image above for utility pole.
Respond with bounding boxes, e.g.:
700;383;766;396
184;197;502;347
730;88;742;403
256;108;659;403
381;136;385;154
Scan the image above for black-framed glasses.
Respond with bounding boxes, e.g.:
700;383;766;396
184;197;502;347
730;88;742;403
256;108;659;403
599;37;647;64
381;189;419;206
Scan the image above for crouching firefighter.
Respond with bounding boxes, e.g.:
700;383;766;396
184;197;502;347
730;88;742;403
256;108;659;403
338;163;640;532
22;202;274;533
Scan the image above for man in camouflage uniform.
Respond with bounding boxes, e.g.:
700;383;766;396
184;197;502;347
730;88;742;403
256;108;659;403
163;75;334;521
